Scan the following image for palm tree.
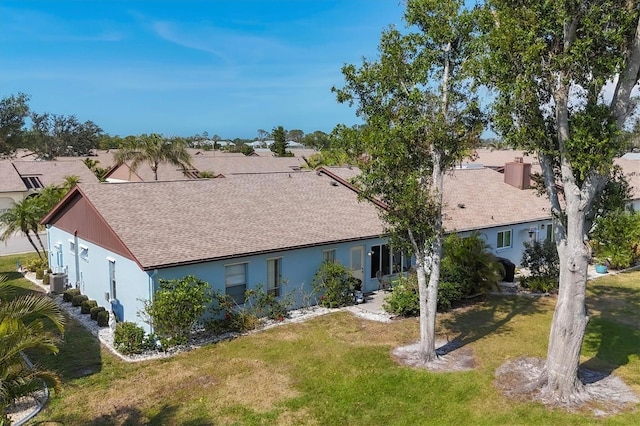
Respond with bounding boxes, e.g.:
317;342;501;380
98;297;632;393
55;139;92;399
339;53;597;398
0;199;43;258
114;133;194;181
0;275;65;423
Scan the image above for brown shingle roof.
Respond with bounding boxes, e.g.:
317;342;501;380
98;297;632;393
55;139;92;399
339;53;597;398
326;166;551;231
73;172;385;269
0;161;26;192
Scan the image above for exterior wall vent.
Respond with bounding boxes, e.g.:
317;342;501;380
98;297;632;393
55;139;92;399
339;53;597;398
504;160;531;189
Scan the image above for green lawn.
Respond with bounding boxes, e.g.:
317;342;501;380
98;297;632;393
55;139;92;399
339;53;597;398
2;254;638;425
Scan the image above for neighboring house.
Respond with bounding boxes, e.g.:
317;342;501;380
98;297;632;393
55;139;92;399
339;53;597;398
42;171;398;331
0;159;99;214
615;157;640;210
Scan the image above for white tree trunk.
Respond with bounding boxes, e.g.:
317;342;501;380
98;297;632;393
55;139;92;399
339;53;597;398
543;193;589;401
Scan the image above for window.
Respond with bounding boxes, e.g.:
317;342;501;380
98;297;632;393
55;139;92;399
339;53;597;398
21;176;43;189
267;258;281;297
69;240;76;254
497;230;512;249
370;244;410;278
322;249;336;263
545;224;554;241
79;245;89;259
108;259;116;300
225;263;247;305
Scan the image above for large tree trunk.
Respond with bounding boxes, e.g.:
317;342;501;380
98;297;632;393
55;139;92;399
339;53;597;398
543;193;589;402
24;231;43;259
416;253;437;361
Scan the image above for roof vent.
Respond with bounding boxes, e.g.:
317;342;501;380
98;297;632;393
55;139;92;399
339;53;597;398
330;181;339;187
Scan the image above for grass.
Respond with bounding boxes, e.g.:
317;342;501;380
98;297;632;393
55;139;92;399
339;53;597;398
1;253;638;425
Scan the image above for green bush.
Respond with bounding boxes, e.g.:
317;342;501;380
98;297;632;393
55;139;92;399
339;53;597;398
520;239;559;292
437;281;464;311
35;269;44;280
312;262;356;308
42;273;50;285
441;232;504;297
114;322;147;355
591;208;640;269
22;257;49;273
140;275;212;347
63;288;81;303
383;273;464;315
80;299;98;314
72;294;88;307
90;306;106;320
96;310;110;327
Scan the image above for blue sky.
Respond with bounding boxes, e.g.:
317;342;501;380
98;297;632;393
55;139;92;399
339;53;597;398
0;1;405;139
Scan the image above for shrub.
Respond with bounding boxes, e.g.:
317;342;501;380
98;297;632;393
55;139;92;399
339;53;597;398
22;257;48;273
312;262;356;308
520;239;559;292
90;306;106;320
63;288;81;303
383;275;420;316
441;232;504;297
140;275;212;347
72;294;88;307
42;273;50;285
591;208;640;269
383;273;463;315
437;281;464;311
246;284;293;321
96;310;110;327
114;322;147;355
35;269;44;280
80;299;98;314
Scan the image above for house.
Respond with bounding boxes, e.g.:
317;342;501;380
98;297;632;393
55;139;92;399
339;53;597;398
324;160;553;266
42;171;398;331
0;159;99;214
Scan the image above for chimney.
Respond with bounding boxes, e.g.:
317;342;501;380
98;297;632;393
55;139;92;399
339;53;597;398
504;159;531;189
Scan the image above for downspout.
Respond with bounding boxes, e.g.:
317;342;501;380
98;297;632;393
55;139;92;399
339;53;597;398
148;269;158;334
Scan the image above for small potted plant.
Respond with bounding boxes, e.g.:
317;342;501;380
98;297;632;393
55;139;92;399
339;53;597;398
594;258;609;274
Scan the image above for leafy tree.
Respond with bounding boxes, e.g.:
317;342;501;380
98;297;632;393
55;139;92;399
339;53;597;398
27;113;102;159
0;93;30;156
333;0;482;362
140;276;212;346
301;130;331;150
114;133;193;181
481;0;640;400
270;125;293;157
0;275;65;422
256;129;270;146
287;129;304;143
520;239;560;292
301;149;351;169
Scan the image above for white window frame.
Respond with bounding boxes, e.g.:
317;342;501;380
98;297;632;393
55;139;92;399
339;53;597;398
225;262;247;305
267;257;282;297
108;258;116;301
497;230;512;249
322;249;336;263
79;245;89;260
68;239;75;254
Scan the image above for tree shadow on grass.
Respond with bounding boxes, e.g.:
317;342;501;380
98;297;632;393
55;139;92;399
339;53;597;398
436;294;547;355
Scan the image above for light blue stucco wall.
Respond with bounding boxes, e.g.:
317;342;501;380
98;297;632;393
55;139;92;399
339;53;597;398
46;226;153;331
46;224;390;330
155;237;391;308
457;219;553;266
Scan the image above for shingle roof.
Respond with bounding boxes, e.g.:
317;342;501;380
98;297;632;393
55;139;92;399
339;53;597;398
73;172;385;269
11;160;99;186
326;166;551;232
442;168;550;231
191;155;307;176
0;159;99;192
0;161;26;192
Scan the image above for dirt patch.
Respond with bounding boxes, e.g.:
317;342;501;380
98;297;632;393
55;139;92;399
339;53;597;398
494;357;639;416
391;339;476;372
